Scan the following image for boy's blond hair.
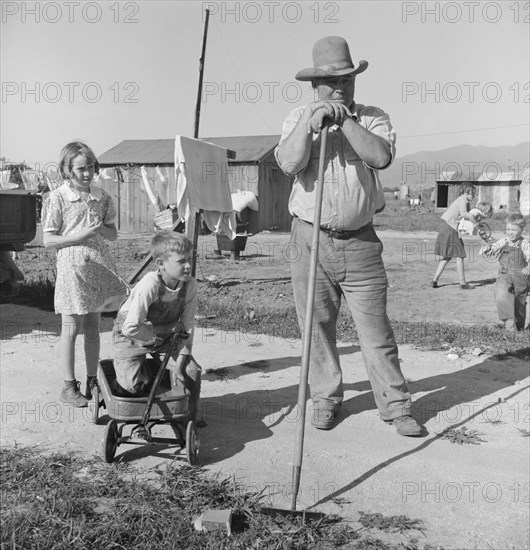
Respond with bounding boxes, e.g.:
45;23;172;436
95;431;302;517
151;230;193;260
506;212;526;228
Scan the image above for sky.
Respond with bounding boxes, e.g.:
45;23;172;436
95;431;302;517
1;0;529;170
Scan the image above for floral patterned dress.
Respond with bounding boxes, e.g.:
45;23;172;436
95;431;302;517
41;182;128;315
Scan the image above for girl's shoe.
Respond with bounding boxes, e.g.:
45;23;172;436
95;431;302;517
459;283;471;289
85;376;98;401
430;281;438;288
61;380;88;407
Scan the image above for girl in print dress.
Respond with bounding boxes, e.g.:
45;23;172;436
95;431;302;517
42;141;127;407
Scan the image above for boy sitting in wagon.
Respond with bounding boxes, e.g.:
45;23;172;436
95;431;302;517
112;230;201;421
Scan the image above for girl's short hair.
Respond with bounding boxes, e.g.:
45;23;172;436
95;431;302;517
151;230;193;260
59;141;99;179
476;201;493;218
506;212;526;228
459;183;476;195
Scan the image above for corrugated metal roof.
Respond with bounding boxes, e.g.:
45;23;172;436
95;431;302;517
99;136;280;166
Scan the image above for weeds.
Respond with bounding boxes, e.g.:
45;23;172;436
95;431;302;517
0;273;55;310
0;447;427;550
438;426;486;445
358;512;425;535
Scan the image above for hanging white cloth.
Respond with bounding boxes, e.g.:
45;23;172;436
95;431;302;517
156;165;167;183
174;135;236;239
140;166;160;210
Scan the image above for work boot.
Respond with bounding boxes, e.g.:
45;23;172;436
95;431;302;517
60;380;88;407
311;401;339;430
391;416;422;437
85;376;98;401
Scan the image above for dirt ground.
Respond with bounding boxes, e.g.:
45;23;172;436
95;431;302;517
11;226;520;327
1;228;529;549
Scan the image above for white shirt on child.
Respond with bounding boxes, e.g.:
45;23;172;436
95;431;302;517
457;208;482;236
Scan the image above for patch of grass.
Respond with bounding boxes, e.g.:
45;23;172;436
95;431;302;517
373;202;440;232
0;273;55;310
358;512;425;535
197;301;530;358
0;446;429;550
438;426;486;445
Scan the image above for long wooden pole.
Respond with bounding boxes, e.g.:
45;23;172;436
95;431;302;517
291;126;328;511
129;10;211;285
194;9;210;140
190;8;210;277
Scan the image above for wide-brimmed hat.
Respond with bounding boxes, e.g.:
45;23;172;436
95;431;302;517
295;36;368;81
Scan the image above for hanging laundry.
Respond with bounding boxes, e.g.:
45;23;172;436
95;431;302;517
100;168;113;180
156;165;167;183
174;136;236;239
140;166;162;211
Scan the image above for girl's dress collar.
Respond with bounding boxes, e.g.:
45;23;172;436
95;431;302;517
59;181;103;202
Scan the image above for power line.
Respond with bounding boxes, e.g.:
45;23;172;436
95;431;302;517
400;123;530;139
208;17;275;132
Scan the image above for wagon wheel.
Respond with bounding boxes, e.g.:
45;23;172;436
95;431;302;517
89;385;100;424
103;419;119;463
477;222;492;242
185;420;199;465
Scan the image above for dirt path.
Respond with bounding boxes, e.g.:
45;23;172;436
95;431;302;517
1;301;529;549
194;228;504;326
2;228;529;549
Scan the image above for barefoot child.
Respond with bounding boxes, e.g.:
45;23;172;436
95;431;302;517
431;183;477;289
42;141;128;407
480;213;530;331
112;231;201;420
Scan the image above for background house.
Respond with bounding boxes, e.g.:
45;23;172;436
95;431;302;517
435;170;523;211
98;136;292;234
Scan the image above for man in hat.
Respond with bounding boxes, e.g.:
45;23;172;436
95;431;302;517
275;36;421;436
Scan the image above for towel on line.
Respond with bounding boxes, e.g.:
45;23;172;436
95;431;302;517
175;135;236;239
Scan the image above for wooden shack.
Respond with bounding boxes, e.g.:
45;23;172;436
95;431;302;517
435;171;523;211
98;136;292;234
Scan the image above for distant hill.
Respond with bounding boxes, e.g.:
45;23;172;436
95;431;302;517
380;142;529;189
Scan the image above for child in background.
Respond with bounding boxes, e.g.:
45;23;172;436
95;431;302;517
457;201;493;237
42;141;128;407
112;231;201;420
480;213;530;331
431;183;477;289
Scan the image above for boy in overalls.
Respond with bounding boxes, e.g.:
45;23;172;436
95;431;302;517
481;213;530;331
112;231;201;419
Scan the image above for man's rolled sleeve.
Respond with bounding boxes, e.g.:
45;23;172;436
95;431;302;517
361;106;396;170
274;106;307;176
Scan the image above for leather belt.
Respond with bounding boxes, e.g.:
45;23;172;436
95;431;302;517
296;217;370;240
